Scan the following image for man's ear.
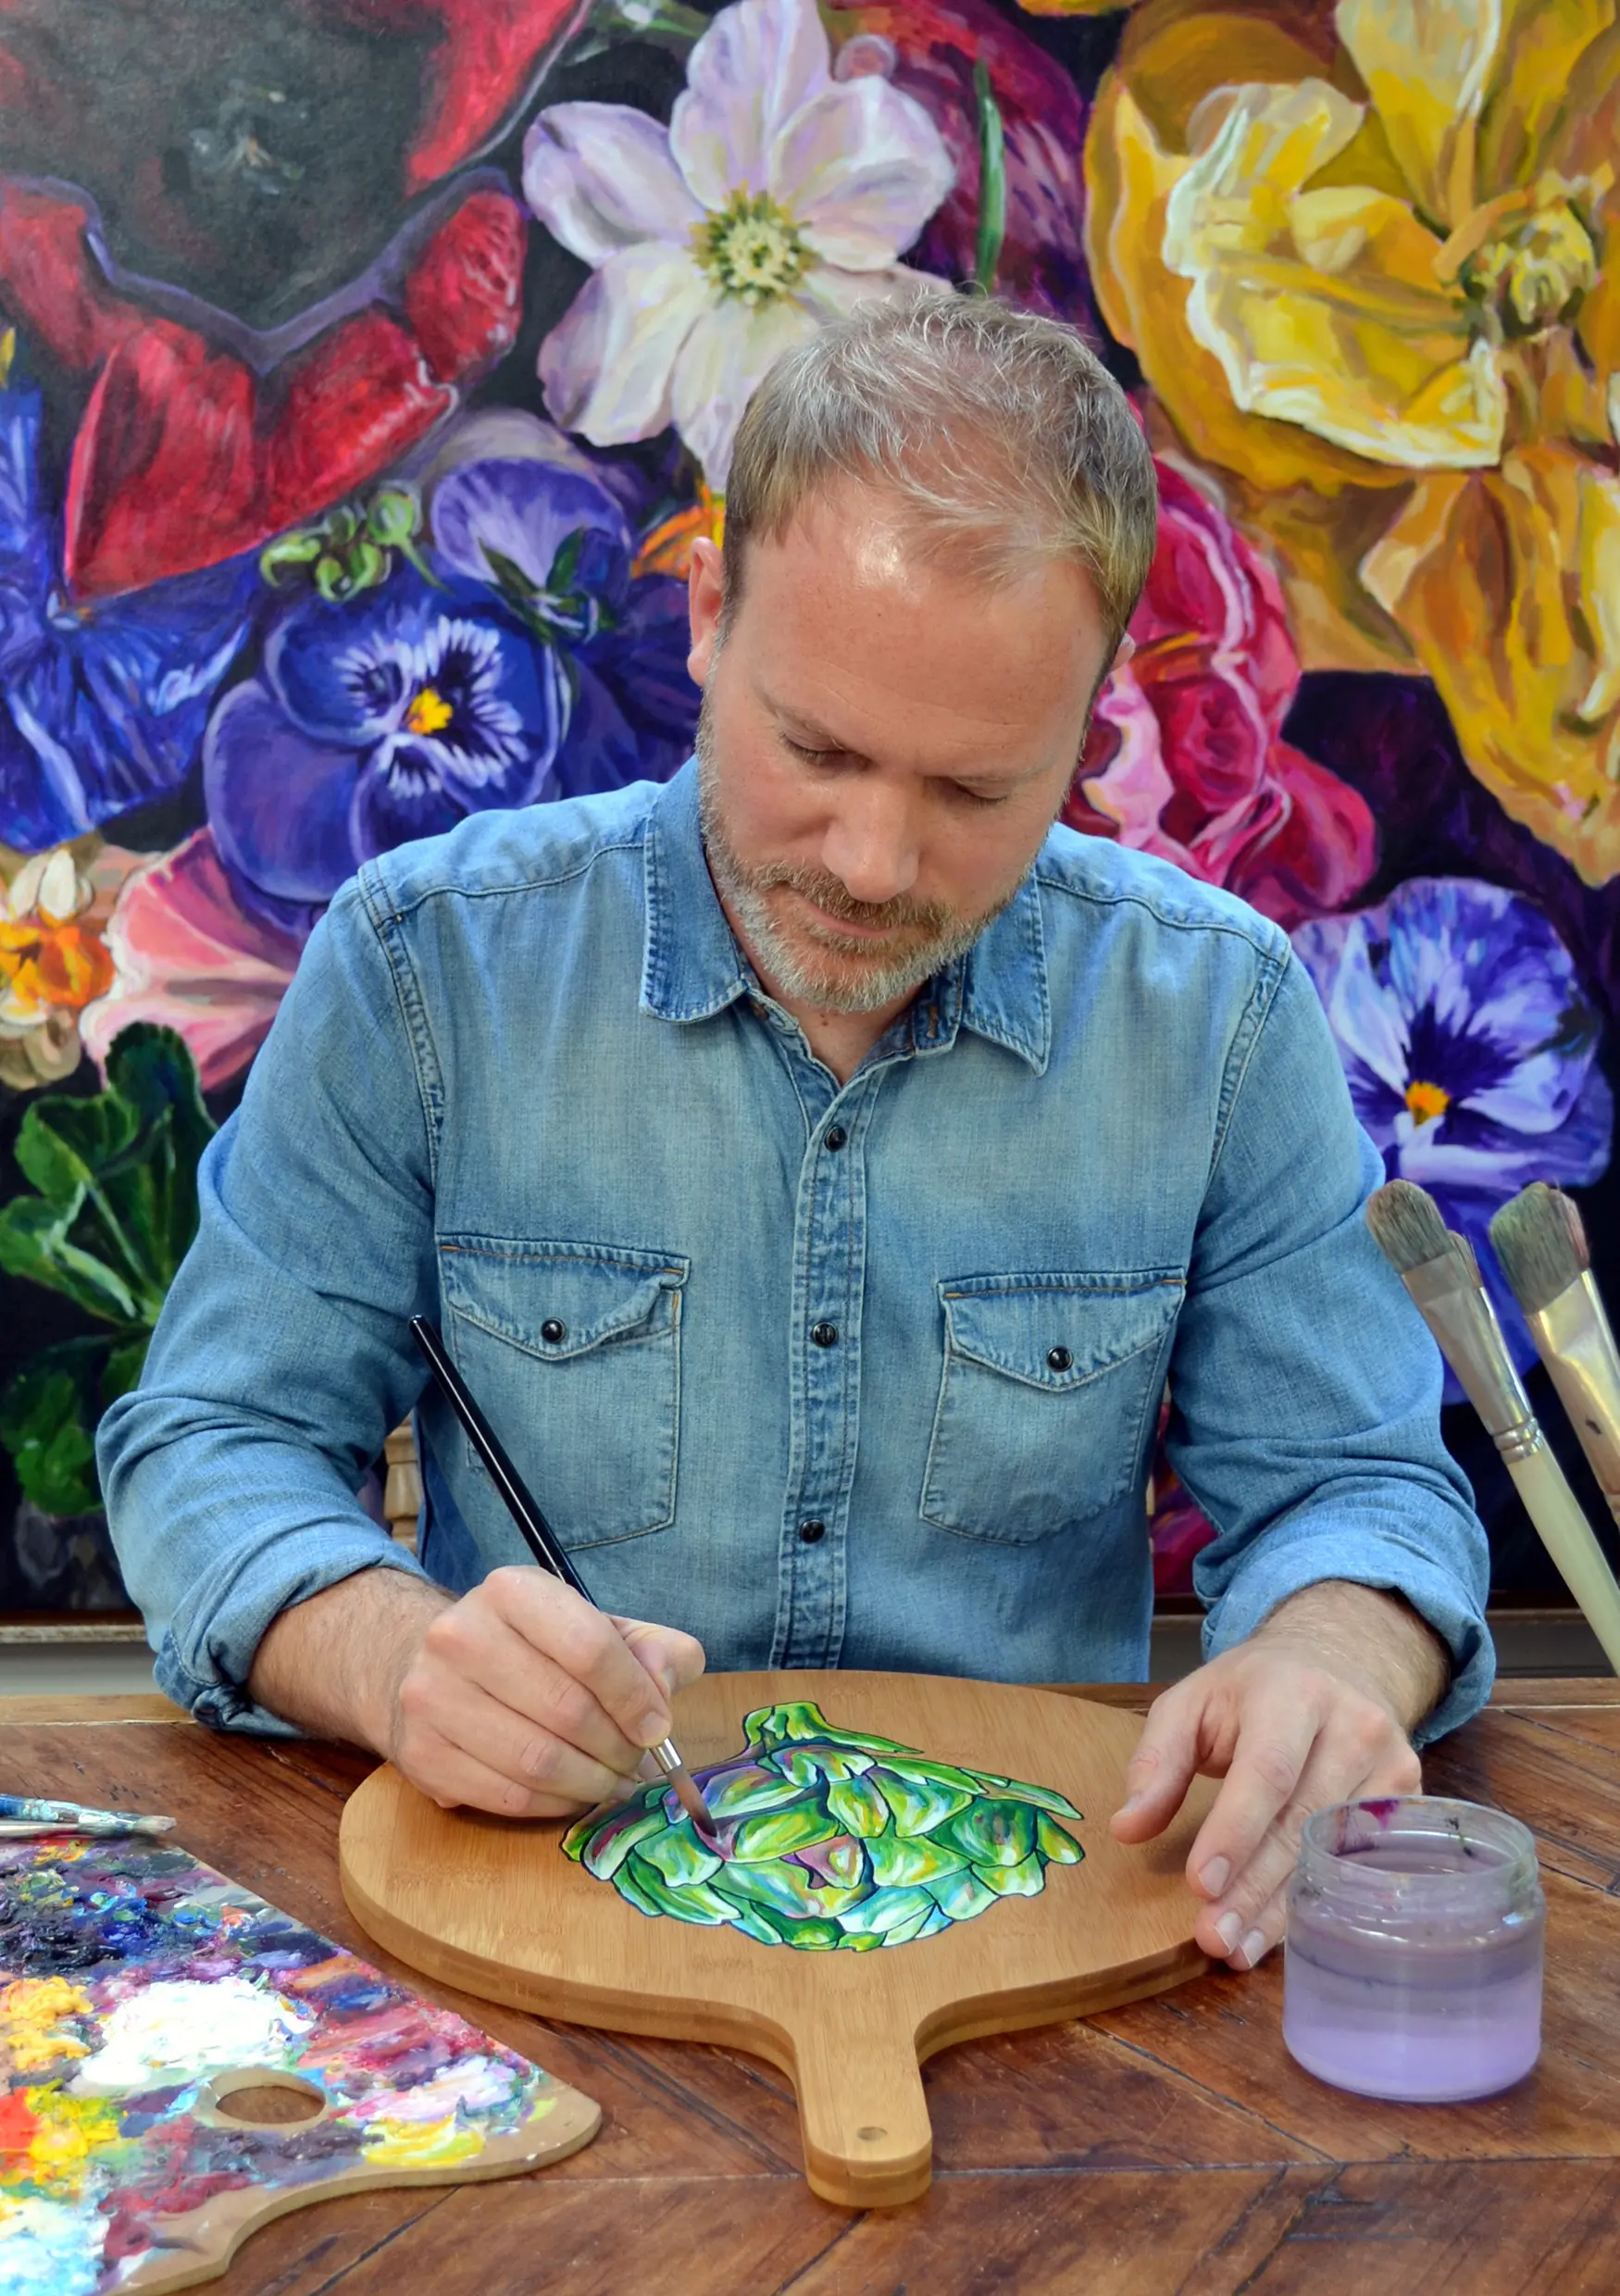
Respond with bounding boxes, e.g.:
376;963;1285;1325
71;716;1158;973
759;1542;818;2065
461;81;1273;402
688;539;725;685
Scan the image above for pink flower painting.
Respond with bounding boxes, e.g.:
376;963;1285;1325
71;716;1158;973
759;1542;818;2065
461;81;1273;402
1065;460;1377;932
81;835;305;1093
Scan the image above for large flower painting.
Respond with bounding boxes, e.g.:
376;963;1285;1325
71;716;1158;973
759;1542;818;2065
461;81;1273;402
0;0;1613;1609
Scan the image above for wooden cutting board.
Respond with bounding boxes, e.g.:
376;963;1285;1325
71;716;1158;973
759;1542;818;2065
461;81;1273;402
0;1835;599;2293
341;1671;1215;2207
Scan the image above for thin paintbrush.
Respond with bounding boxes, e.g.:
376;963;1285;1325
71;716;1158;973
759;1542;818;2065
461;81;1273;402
409;1316;713;1832
1490;1184;1620;1531
1366;1179;1620;1677
0;1794;175;1839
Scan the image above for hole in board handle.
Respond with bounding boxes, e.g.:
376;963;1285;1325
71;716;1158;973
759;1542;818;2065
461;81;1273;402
856;2125;887;2141
196;2070;327;2128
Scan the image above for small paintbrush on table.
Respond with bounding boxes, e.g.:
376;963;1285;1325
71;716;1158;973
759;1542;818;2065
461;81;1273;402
0;1794;176;1839
409;1315;713;1830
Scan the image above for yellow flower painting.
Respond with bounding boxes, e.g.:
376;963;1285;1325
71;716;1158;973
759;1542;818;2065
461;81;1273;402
1088;0;1620;880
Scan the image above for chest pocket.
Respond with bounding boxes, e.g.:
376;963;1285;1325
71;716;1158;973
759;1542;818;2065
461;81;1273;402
437;1236;689;1549
921;1270;1184;1545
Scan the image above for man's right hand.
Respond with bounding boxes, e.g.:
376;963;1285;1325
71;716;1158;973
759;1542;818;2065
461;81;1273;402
386;1566;707;1816
248;1564;706;1818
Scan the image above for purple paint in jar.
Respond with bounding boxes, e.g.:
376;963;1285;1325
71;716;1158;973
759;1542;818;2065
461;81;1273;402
1283;1796;1544;2103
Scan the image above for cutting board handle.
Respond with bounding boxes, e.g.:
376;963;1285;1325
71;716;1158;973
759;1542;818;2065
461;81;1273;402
783;1997;933;2209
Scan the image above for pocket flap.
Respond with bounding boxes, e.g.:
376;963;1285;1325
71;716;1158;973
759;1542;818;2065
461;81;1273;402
439;1238;689;1360
940;1272;1183;1391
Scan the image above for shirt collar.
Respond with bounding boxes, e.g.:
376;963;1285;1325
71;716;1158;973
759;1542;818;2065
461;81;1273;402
641;758;753;1023
957;868;1051;1075
641;756;1051;1073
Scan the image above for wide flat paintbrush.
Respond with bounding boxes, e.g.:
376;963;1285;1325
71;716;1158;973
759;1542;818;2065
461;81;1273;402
1366;1179;1620;1677
1490;1184;1620;1532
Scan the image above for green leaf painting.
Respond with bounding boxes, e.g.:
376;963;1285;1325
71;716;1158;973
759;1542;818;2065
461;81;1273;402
563;1702;1082;1951
0;1026;216;1516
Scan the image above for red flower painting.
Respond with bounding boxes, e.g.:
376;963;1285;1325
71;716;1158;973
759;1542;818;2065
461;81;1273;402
0;179;527;599
1065;460;1377;932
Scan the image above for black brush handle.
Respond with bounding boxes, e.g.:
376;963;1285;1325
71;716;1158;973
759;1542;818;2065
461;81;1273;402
409;1315;592;1602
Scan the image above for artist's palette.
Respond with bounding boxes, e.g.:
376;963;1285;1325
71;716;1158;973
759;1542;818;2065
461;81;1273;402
0;1837;599;2294
341;1671;1215;2207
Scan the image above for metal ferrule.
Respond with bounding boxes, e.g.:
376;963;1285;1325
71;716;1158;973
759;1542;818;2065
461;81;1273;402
1402;1254;1540;1447
1527;1273;1620;1500
649;1739;682;1776
1494;1423;1546;1467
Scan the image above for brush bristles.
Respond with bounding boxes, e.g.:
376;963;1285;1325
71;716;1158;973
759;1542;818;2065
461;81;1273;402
1365;1179;1453;1273
1450;1231;1482;1283
669;1766;715;1834
1489;1184;1589;1315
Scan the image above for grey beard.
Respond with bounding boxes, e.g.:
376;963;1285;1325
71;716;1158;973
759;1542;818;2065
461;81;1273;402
694;705;1008;1015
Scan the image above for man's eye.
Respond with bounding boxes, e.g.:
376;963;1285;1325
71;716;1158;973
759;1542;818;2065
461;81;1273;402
949;782;1013;808
783;737;840;763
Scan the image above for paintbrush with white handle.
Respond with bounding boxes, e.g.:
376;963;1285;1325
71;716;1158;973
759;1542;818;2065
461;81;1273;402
1490;1183;1620;1531
1366;1179;1620;1676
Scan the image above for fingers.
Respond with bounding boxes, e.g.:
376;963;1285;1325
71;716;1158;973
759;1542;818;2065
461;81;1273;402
1193;1695;1421;1969
397;1676;640;1815
393;1711;626;1821
612;1616;707;1705
485;1567;680;1750
387;1567;710;1820
1201;1881;1290;1974
1107;1649;1425;1975
425;1611;641;1775
1181;1677;1324;1897
1109;1681;1219;1844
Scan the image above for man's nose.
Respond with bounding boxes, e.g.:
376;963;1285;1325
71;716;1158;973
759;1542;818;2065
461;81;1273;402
820;781;921;905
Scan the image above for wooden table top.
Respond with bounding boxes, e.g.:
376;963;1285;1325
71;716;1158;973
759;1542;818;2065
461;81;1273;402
6;1680;1620;2294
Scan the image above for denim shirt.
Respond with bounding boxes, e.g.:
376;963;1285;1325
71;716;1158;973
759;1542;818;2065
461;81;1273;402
98;759;1492;1740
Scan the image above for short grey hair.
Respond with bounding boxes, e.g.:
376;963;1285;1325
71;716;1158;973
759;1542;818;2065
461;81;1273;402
721;294;1158;653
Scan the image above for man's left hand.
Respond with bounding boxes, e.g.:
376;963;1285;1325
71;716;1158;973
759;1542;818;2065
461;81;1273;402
1109;1580;1449;1970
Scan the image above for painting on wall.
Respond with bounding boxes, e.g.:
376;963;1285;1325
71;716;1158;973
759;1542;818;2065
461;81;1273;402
0;0;1615;1610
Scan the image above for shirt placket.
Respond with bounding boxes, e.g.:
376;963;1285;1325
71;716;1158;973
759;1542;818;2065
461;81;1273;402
762;1023;892;1672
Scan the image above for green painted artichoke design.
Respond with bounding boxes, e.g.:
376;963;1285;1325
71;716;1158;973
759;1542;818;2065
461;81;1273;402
562;1700;1083;1950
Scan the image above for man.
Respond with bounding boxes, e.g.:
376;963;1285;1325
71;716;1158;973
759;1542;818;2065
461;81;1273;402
99;297;1489;1977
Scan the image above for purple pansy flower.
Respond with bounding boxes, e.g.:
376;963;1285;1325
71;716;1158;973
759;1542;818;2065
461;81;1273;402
429;440;698;794
0;380;255;852
205;574;566;907
204;432;697;907
1292;876;1614;1393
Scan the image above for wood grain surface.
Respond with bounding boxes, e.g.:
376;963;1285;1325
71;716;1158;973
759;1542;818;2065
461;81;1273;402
5;1685;1620;2292
338;1673;1215;2205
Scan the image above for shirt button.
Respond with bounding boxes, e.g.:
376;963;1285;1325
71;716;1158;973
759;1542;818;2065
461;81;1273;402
823;1126;847;1152
1047;1345;1072;1371
799;1518;827;1544
542;1319;567;1345
811;1321;840;1348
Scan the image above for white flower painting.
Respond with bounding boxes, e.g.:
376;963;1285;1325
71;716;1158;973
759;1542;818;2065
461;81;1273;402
522;0;955;485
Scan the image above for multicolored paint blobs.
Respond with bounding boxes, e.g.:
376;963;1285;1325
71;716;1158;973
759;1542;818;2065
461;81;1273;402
563;1701;1083;1950
0;1838;560;2296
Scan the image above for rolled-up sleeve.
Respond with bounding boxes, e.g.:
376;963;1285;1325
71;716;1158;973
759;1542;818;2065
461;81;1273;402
1168;944;1493;1743
96;867;438;1731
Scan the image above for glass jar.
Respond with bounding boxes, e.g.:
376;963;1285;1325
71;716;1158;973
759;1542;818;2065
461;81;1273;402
1283;1796;1545;2103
